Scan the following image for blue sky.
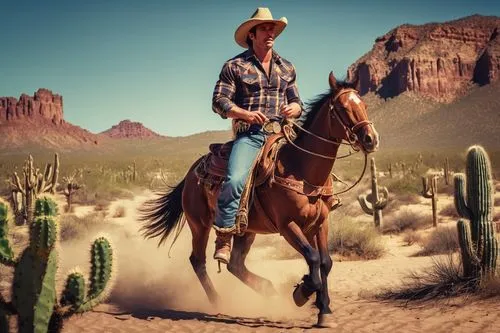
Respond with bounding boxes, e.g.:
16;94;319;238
1;0;499;137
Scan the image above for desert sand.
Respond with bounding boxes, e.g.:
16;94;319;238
41;190;496;333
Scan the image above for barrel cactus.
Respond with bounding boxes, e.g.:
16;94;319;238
0;196;115;333
454;145;498;281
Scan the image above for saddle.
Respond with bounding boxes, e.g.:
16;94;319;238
194;123;340;234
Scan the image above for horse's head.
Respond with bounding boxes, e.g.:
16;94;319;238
327;72;379;153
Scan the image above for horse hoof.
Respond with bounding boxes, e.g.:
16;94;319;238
316;313;338;328
292;283;310;307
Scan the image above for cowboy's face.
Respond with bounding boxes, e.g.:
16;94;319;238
249;23;276;50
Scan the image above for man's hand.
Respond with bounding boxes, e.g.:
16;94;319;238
243;110;268;125
280;102;302;118
227;107;268;125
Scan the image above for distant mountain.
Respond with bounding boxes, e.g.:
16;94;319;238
367;80;500;150
0;89;100;151
99;120;163;139
348;15;500;102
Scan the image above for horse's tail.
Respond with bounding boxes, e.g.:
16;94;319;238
139;178;185;247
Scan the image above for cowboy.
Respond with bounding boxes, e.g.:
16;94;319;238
212;7;304;263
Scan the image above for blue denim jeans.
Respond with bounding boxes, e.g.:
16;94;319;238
215;129;266;229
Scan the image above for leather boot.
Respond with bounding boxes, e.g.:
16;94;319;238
214;231;232;264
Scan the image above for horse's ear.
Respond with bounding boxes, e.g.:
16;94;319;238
329;71;337;89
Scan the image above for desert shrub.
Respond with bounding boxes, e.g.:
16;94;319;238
402;230;422;246
383;208;431;234
379;254;500;301
378;255;474;301
72;186;134;207
59;212;105;242
328;217;385;260
112;205;127;218
439;203;460;218
437;183;454;195
94;199;111;212
385;193;421;215
416;225;459;256
385;177;421;195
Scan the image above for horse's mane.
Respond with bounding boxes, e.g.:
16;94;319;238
301;80;356;129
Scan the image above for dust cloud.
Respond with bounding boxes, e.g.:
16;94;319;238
58;191;309;321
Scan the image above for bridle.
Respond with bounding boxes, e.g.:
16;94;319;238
283;88;374;194
286;88;373;160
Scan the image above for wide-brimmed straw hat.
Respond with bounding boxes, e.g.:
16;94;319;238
234;7;287;48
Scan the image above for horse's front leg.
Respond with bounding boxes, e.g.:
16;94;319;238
314;219;336;328
280;221;322;307
228;232;277;296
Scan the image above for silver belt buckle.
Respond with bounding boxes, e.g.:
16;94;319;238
263;121;281;135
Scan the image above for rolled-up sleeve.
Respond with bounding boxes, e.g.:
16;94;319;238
285;65;304;111
212;62;237;119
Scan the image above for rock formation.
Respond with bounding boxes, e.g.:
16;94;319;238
100;120;163;139
347;15;500;102
0;88;64;124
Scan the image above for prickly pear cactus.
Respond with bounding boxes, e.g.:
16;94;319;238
454;145;498;280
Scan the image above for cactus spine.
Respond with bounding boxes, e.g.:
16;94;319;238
358;157;389;229
0;197;115;333
10;154;59;225
421;176;439;227
454;145;498;281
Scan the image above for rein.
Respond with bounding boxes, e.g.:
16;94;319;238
279;88;372;195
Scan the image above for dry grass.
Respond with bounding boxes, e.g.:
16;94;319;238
385;193;421;215
402;230;422;246
437;183;454;195
59;212;106;242
385;177;422;195
378;255;500;302
94;199;110;212
415;225;459;256
377;255;476;302
383;208;431;234
439;203;460;218
328;217;386;260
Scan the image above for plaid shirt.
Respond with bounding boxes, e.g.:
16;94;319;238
212;49;303;132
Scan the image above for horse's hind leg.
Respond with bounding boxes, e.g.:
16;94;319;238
189;222;220;305
228;232;277;296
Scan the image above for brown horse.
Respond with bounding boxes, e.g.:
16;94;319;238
140;72;379;328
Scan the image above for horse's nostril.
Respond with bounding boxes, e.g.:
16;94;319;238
365;134;373;145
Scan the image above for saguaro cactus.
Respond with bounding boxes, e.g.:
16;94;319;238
0;197;115;333
358;157;389;229
421;175;439;227
454;145;498;281
10;154;59;225
62;171;82;212
444;157;450;185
